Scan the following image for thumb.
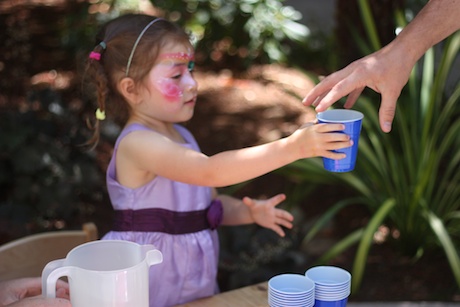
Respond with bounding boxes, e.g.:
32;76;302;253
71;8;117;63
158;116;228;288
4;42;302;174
269;193;286;206
242;196;254;208
379;93;398;133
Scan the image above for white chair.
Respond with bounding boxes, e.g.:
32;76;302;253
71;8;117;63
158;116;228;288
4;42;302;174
0;222;98;282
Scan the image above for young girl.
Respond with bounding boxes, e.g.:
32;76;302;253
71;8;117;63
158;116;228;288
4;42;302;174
85;14;352;307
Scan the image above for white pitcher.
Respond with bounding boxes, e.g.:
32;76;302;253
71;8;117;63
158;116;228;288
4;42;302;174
42;240;163;307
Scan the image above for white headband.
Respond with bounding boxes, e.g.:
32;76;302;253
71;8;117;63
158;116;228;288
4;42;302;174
125;18;164;77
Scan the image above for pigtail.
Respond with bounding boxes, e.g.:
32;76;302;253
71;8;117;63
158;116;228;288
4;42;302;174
84;41;109;149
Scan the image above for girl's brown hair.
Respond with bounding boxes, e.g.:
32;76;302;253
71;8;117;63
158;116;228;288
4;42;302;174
84;14;191;147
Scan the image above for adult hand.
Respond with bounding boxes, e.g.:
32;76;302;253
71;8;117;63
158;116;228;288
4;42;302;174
302;45;413;133
302;0;460;133
0;277;70;307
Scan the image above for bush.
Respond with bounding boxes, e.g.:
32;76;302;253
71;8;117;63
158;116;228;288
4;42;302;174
0;87;105;242
151;0;310;70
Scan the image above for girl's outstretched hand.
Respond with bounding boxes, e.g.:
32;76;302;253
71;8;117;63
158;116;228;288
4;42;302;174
243;194;293;237
291;122;353;160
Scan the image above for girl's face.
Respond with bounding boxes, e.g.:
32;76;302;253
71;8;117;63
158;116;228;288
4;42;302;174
141;42;197;122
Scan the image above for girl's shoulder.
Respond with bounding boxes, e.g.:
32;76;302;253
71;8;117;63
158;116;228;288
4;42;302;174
113;123;151;147
173;124;192;138
124;123;152;134
116;123;199;149
174;124;200;149
122;123;191;137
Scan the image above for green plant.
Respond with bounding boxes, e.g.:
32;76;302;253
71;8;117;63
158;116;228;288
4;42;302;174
280;0;460;294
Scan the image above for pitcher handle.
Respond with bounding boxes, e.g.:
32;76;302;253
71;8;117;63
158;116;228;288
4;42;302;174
41;259;71;298
146;249;163;266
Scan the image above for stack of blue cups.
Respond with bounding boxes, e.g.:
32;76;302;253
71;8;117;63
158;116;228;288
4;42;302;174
268;273;315;307
305;266;351;307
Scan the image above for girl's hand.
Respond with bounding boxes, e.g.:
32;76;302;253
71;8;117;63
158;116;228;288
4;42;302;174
290;122;353;160
243;194;293;237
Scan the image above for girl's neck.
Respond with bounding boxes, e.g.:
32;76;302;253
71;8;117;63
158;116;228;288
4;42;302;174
126;116;183;142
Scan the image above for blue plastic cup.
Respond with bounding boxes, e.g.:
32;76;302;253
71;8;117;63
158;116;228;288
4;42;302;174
306;266;351;307
316;109;364;172
268;273;316;307
314;297;348;307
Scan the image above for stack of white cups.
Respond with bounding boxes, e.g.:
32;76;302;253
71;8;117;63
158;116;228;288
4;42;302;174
268;273;315;307
305;266;351;307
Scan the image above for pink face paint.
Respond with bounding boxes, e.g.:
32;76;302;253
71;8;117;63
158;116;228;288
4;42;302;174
159;52;195;62
151;52;196;102
156;79;183;101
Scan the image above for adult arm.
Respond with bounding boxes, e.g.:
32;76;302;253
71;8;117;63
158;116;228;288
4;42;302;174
302;0;460;133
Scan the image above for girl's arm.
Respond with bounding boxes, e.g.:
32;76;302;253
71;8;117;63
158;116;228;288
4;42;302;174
117;122;351;188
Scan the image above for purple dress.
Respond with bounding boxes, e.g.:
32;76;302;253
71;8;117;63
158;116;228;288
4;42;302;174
102;123;220;307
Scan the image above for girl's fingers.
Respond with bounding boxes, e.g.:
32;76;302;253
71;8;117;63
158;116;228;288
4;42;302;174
315;123;346;132
327;140;353;151
322;151;347;160
271;225;286;237
276;218;293;229
268;194;286;206
276;209;294;222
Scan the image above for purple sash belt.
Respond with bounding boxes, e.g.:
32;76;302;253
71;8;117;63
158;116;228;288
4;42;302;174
112;199;223;234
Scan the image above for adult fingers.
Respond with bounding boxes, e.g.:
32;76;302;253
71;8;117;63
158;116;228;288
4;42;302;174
15;278;42;298
302;73;340;106
8;297;71;307
314;66;369;112
55;280;69;290
314;80;355;112
379;92;398;133
344;87;365;109
311;92;328;108
55;288;70;300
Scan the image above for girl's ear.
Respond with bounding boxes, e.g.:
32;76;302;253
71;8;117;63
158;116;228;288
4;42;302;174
117;77;140;105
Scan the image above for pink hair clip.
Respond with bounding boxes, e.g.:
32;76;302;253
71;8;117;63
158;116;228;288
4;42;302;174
89;51;101;61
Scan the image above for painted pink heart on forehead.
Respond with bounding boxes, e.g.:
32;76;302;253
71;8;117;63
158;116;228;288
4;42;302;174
159;52;195;61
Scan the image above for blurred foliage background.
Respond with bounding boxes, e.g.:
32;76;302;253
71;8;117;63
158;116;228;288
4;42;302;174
1;0;459;300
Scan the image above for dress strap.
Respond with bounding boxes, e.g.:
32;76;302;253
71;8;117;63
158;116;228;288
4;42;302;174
112;199;223;234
